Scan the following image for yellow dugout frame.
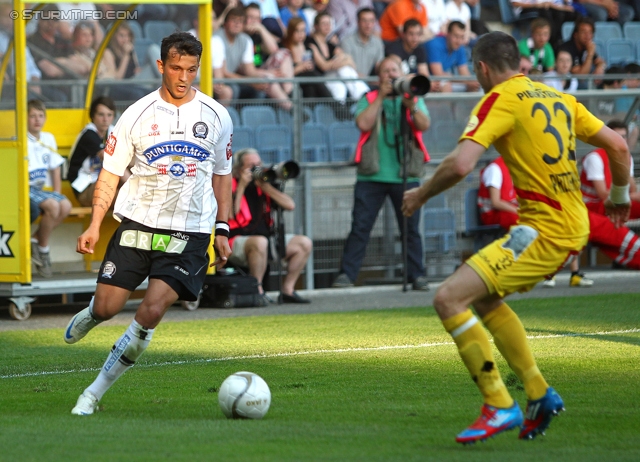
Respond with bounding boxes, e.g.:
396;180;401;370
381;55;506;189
0;0;213;283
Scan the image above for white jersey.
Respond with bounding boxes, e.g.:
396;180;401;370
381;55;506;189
27;132;65;189
103;89;233;233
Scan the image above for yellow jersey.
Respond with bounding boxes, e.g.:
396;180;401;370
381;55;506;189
461;74;604;239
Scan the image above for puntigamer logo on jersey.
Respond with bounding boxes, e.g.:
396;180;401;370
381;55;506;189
119;230;188;254
143;141;209;164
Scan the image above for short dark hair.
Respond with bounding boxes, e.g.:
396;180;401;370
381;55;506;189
603;65;624;87
530;18;551;33
624;62;640;74
225;6;246;23
90;96;116;119
246;3;261;12
573;16;595;37
27;99;46;114
357;7;375;20
472;31;520;73
448;20;465;34
403;18;422;33
606;119;628;132
160;32;202;63
314;11;331;27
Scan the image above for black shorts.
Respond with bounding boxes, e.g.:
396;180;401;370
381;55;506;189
97;219;211;301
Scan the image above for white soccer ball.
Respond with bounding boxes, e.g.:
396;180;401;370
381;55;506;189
218;371;271;419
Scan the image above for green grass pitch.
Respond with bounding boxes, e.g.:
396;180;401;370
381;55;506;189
0;293;639;461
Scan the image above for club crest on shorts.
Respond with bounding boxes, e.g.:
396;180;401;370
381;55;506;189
501;225;538;261
192;122;208;139
101;261;116;278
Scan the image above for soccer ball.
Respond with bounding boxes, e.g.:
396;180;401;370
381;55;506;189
218;371;271;419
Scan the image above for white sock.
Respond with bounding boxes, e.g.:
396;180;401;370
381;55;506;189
86;319;154;401
38;245;50;253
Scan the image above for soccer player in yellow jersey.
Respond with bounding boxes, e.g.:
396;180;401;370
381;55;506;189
402;32;631;444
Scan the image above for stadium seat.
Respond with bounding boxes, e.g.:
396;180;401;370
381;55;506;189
126;20;143;40
133;38;155;67
313;104;338;126
232;126;254;153
594;39;606;62
301;123;329;162
277;108;292;127
226;106;241;128
463;188;505;251
497;0;538;39
240;105;277;127
594;21;622;43
606;38;636;65
423;208;456;254
328;121;359;162
425;193;446;209
562;22;574;43
143;20;180;43
254;124;292;164
623;22;640;41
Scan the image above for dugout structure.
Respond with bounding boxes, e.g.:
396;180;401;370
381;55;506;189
0;1;214;319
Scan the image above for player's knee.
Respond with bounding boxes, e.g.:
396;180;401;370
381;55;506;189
433;282;456;316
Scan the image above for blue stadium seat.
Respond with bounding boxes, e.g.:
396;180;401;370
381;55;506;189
313;104;338;126
425;193;446;209
623;22;640;41
240;105;277;127
226;106;241;128
562;22;574;43
606;38;636;65
277;108;292;127
594;21;622;43
143;20;179;43
133;38;154;67
302;124;329;162
497;0;538;39
232;126;254;153
594;39;606;62
423;208;456;254
328;121;359;162
109;20;143;40
254;124;291;164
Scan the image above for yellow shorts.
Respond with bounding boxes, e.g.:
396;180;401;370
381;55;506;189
467;225;588;298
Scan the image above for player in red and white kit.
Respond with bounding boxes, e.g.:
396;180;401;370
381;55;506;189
63;32;234;415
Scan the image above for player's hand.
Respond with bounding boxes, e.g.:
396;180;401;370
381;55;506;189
402;187;425;217
77;226;99;254
211;236;232;269
604;199;630;228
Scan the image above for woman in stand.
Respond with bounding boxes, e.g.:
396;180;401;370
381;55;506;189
305;12;369;103
282;17;332;99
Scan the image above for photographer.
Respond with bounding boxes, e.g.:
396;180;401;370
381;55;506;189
333;57;431;290
229;148;312;304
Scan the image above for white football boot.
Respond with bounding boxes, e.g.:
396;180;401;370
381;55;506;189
71;390;99;415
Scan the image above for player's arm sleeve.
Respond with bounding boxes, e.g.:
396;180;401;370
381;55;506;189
102;113;134;177
574;100;605;142
460;92;513;148
213;112;233;175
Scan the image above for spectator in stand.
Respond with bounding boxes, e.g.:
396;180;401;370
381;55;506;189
379;0;432;43
211;34;235;104
579;0;634;26
215;0;240;31
518;18;556;73
302;0;331;30
103;22;141;79
385;19;431;78
558;16;606;82
519;53;533;74
216;7;293;108
283;17;334;98
306;12;370;102
245;2;295;101
0;3;46;101
27;99;72;278
340;7;386;77
477;157;519;231
581;119;640;217
280;0;311;33
67;97;125;207
543;49;579;91
55;2;104;43
241;0;286;38
230;148;312;304
425;21;480;92
444;0;477;45
423;0;449;37
511;0;578;49
327;0;377;41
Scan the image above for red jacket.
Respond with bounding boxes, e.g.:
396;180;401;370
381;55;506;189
478;157;517;220
228;177;272;247
580;148;611;206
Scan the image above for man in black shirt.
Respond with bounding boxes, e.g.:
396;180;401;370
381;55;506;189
384;19;429;78
229;148;312;304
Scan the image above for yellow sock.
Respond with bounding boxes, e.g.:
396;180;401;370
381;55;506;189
482;303;548;401
443;309;513;408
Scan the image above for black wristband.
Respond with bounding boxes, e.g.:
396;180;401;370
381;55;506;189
215;221;230;238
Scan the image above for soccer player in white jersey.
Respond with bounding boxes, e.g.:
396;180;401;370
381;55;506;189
64;32;234;416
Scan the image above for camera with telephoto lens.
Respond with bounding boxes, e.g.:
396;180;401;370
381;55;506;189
390;75;431;97
251;160;300;184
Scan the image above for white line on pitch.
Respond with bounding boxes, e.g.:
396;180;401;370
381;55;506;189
1;328;638;380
